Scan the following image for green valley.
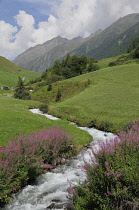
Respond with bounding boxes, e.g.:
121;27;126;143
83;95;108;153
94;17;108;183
1;37;139;209
1;8;139;208
34;63;139;132
0;95;91;147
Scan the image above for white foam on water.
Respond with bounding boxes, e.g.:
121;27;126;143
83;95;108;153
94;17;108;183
3;109;116;210
29;109;60;120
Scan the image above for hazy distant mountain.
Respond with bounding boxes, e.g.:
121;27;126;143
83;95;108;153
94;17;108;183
72;13;139;59
13;13;139;73
13;30;102;72
13;36;84;72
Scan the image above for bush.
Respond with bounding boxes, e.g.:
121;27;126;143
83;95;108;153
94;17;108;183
39;103;49;113
132;46;139;58
108;62;117;67
68;122;139;209
55;89;61;102
47;84;52;91
92;63;100;71
99;121;113;132
0;127;73;204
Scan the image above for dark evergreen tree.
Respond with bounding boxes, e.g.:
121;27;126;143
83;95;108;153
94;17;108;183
62;66;73;79
55;89;61;102
87;61;100;72
52;60;62;76
87;61;93;72
127;36;139;53
132;46;139;58
68;55;81;75
14;77;31;100
64;53;71;67
79;55;88;73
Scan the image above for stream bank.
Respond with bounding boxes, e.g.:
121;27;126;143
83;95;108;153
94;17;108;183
2;109;115;210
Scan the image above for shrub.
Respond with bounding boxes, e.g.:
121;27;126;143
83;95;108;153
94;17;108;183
132;46;139;59
39;103;49;113
55;89;61;102
0;127;73;204
108;61;117;67
69;122;139;209
47;84;52;91
99;121;113;132
14;77;31;100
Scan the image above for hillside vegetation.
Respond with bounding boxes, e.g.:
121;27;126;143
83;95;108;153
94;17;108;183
0;56;39;87
1;41;139;207
0;95;91;147
45;63;139;132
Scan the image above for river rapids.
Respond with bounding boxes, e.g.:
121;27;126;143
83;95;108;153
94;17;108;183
2;109;115;210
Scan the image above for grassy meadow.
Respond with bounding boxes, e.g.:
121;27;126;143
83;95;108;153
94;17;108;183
31;79;90;102
0;56;39;87
97;54;137;69
1;56;139;145
97;55;121;69
0;95;91;147
48;63;139;132
1;55;139;206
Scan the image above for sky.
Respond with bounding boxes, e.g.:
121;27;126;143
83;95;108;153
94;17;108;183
0;0;139;60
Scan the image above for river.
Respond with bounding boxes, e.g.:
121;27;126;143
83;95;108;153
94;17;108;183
2;109;115;210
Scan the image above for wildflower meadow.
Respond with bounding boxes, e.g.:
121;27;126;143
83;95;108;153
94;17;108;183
0;126;73;205
68;122;139;210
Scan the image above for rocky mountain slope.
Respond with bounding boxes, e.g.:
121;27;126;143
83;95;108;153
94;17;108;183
73;13;139;59
13;36;87;73
13;13;139;73
13;30;102;73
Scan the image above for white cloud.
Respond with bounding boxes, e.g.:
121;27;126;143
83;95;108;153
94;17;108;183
0;21;18;58
1;0;139;60
14;11;35;48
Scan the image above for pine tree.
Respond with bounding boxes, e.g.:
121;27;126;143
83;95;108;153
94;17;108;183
55;89;61;102
14;77;31;100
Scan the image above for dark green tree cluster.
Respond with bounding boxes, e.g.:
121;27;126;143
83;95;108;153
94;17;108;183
41;54;99;83
14;77;31;100
127;36;139;58
127;36;139;53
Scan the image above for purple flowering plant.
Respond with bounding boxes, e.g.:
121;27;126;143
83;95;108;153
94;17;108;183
0;126;73;204
68;121;139;209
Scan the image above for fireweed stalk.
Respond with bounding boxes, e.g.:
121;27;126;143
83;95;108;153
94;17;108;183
68;122;139;210
0;126;73;204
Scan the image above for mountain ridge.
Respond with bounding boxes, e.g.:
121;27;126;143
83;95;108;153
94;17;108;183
72;13;139;59
13;13;139;73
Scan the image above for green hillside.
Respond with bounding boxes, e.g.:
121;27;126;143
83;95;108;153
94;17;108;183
0;96;91;147
0;56;40;87
46;63;139;132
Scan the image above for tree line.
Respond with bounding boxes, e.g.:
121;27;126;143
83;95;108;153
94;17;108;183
14;54;100;100
41;54;99;83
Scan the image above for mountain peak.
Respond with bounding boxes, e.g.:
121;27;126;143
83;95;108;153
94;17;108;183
13;13;139;73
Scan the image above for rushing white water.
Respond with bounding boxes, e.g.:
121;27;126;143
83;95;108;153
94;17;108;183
3;109;116;210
